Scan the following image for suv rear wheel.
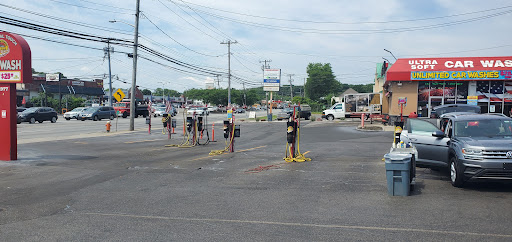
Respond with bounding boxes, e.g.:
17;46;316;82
110;114;115;120
450;157;465;187
51;116;57;123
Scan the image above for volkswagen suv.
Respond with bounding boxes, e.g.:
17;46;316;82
401;113;512;187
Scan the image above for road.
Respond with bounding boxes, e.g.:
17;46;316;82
17;109;269;144
2;119;512;241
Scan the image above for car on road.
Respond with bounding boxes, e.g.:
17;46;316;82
187;107;208;116
207;106;218;113
17;107;58;124
78;106;116;121
63;107;88;120
401;113;512;187
153;107;175;117
234;108;245;114
277;108;293;121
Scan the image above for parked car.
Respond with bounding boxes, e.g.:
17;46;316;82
431;104;481;118
401;113;512;187
63;107;88;120
17;107;58;124
234;108;246;114
78;106;116;121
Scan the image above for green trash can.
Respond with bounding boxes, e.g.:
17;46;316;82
384;153;412;196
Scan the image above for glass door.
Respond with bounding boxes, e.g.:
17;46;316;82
429;96;444;117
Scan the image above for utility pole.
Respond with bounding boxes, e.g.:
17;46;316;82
215;74;221;89
242;82;246;107
303;77;306;98
288;74;294;100
104;40;114;106
221;40;237;108
129;0;141;131
259;60;271;118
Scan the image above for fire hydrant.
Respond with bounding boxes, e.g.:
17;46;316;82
106;121;112;133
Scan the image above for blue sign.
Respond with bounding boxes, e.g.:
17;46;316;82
264;79;280;83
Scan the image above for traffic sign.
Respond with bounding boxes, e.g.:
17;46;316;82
113;88;125;102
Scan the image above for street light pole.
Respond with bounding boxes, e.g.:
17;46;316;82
384;49;397;61
129;0;141;131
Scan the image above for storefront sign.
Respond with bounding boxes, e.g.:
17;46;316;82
398;97;407;104
467;96;478;105
412;70;511;80
387;56;512;82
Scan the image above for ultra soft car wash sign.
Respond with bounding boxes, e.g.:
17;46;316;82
386;56;512;81
0;32;31;161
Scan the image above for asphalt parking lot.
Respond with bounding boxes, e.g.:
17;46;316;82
1;118;512;241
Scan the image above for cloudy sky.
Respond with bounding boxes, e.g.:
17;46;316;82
1;0;512;92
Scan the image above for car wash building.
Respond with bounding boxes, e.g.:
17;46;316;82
383;56;512;118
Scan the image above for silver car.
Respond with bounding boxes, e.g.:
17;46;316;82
401;113;512;187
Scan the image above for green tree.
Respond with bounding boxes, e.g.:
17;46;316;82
305;63;340;101
141;89;152;95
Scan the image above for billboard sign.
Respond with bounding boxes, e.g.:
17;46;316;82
263;68;280;91
46;73;60;82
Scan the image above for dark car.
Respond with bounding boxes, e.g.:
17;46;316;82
234;108;245;114
17;107;58;124
401;113;512;187
78;106;116;121
431;104;480;118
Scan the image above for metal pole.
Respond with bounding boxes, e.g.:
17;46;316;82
107;41;113;107
228;42;231;108
221;40;237;108
303;77;306;98
288;74;294;100
129;0;141;131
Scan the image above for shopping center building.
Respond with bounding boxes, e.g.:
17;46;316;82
382;56;512;118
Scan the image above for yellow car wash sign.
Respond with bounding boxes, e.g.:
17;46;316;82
113;88;125;102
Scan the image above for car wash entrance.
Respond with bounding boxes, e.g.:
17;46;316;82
384;57;512;118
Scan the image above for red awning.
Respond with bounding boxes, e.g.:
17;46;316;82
385;56;512;84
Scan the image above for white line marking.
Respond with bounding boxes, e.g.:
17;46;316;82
80;212;512;238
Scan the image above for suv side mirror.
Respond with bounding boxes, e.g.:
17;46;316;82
432;130;445;138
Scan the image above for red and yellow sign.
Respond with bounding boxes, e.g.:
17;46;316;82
0;32;31;161
0;32;31;83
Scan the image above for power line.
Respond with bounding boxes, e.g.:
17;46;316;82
175;0;512;25
0;4;133;36
48;0;133;14
142;13;223;57
179;5;512;34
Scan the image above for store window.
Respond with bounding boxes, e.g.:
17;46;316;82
444;82;457;105
456;81;468;103
417;81;429;117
